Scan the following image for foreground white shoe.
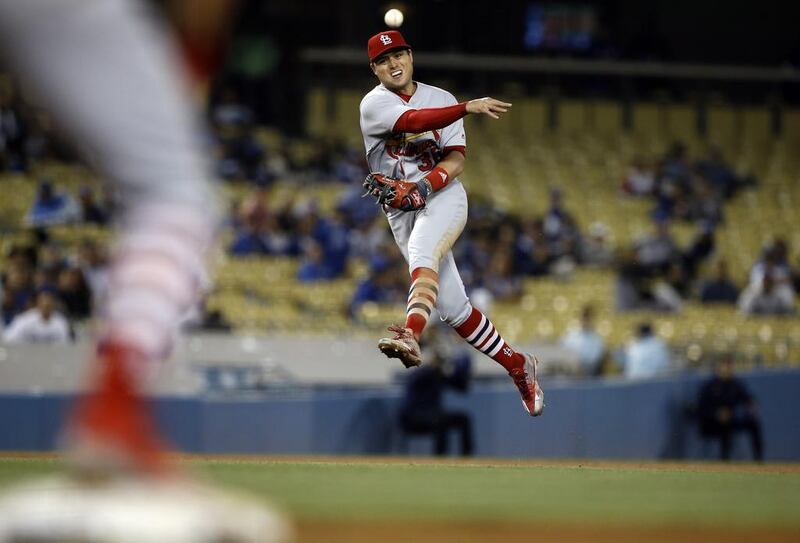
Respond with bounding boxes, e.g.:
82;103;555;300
0;474;293;543
378;325;422;368
508;353;545;417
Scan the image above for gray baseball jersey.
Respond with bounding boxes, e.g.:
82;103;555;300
359;81;466;182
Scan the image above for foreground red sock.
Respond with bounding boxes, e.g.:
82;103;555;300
67;341;168;475
454;307;525;372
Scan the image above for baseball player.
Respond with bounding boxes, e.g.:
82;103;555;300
0;0;227;474
0;3;293;541
359;30;544;416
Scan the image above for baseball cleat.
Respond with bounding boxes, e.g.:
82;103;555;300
378;325;422;368
508;353;545;416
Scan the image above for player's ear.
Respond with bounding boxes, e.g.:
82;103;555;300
369;62;378;75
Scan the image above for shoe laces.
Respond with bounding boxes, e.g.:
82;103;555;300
387;324;411;341
509;367;532;401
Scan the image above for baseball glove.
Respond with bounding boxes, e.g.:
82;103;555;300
362;172;430;212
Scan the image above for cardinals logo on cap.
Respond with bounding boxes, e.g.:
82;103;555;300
368;30;410;62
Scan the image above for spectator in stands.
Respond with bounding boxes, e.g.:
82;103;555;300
349;255;405;318
750;238;792;287
0;79;26;172
699;260;740;304
651;142;692;221
213;90;263;183
25;178;80;227
580;221;614;267
543;186;580;261
561;304;606;376
697;355;763;461
683;175;723;225
473;249;522;302
615;247;679;312
333;147;368;184
1;263;34;325
3;287;70;343
514;217;551;277
38;241;68;279
681;220;716;281
460;230;494;283
78;185;108;225
76;239;109;305
296;239;335;282
660;142;692;190
56;266;92;320
695;146;751;199
614;246;653;311
228;224;269;256
634;217;678;274
318;208;351;278
738;267;795;315
398;325;474;456
347;218;390;261
335;183;381;236
229;186;302;257
623;322;671;379
621;156;655;196
290;198;349;278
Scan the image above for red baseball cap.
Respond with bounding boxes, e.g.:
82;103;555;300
367;30;411;62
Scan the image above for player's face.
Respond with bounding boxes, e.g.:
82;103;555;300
371;49;414;94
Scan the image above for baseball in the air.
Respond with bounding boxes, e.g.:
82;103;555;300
384;8;404;28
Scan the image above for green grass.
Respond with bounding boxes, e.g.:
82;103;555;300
1;457;799;530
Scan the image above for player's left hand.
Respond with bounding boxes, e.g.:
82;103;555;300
466;97;512;119
362;172;429;212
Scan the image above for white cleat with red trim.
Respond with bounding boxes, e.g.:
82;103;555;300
377;325;422;368
508;353;545;416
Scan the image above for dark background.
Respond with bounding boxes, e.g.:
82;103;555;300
212;0;800;129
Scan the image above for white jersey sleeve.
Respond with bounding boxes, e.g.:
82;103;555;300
359;89;413;139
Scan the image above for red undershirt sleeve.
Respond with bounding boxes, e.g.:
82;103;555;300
392;103;468;133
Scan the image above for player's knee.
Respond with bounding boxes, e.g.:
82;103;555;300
407;256;437;275
439;300;472;328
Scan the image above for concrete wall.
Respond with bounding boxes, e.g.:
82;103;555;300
1;369;798;461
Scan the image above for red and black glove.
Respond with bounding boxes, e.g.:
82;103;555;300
362;172;430;212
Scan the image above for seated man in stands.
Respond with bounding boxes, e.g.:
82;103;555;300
623;322;671;379
697;355;763;461
25;178;80;227
349;255;405;319
398;325;474;456
1;261;35;326
3;287;70;344
561;304;606;377
738;266;795;315
699;260;739;304
77;185;109;225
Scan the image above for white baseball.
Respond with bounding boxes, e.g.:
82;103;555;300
384;8;404;28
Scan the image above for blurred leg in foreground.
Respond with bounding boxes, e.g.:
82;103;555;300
0;1;290;540
0;0;216;476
